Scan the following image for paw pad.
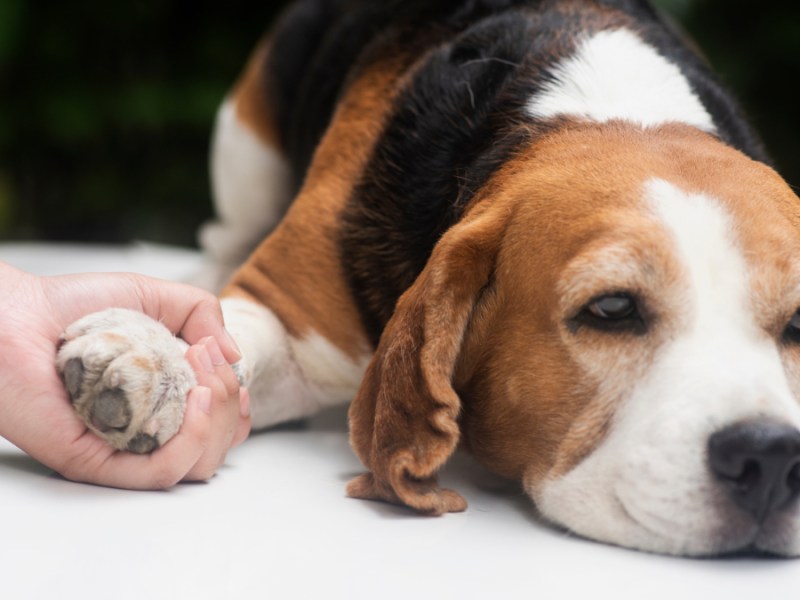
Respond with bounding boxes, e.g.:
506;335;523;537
56;308;195;453
90;389;131;433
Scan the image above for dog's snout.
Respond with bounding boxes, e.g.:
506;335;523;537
708;420;800;522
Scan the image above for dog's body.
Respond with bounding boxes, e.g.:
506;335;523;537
57;0;800;556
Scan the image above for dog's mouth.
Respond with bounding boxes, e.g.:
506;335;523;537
613;492;782;557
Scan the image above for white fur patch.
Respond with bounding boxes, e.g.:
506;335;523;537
196;99;292;291
221;298;369;429
526;29;715;131
533;179;800;556
291;333;371;406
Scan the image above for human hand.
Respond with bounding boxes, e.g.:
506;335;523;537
0;261;251;488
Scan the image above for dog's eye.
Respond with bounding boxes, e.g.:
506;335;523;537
587;295;636;320
572;293;645;334
783;310;800;343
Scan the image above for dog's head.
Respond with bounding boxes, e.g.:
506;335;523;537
347;121;800;557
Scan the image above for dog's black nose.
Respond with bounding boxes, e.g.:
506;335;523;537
708;420;800;522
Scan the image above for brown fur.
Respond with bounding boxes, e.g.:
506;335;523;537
231;36;281;149
222;54;416;359
215;10;800;516
348;121;800;509
347;202;511;514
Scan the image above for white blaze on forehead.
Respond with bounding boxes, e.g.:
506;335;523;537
644;179;797;401
644;179;796;406
527;29;716;132
646;178;752;334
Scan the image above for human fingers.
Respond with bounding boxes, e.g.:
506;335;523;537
42;272;241;364
181;338;243;481
232;388;252;448
126;275;242;364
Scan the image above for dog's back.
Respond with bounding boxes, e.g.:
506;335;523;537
267;0;767;185
219;0;766;342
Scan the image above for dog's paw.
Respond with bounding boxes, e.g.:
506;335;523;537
56;308;196;453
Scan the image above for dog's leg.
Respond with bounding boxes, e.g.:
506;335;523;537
220;296;370;429
216;52;413;429
194;37;293;293
57;35;407;443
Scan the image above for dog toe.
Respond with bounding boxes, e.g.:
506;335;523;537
126;432;160;454
63;358;85;402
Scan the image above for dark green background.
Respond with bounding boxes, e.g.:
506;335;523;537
1;0;798;247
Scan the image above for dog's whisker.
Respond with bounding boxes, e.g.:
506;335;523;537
460;57;521;68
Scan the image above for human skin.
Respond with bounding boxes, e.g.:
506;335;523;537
0;261;251;489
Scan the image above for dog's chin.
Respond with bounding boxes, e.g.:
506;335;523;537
541;508;794;558
530;478;800;558
652;503;800;558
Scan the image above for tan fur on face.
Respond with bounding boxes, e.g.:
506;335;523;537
469;123;800;490
351;120;800;513
694;161;800;339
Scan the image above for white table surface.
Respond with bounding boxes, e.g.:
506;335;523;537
1;243;797;600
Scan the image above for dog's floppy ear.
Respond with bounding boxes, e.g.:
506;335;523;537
347;205;508;515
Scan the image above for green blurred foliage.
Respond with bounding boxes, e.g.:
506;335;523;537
0;1;798;245
0;0;286;245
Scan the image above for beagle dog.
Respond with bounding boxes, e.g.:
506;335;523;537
57;0;800;557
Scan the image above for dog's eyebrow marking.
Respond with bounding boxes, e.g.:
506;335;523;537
526;29;715;132
558;243;651;312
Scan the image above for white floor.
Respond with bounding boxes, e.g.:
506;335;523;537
1;243;796;599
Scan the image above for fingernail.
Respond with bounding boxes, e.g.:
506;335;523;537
223;328;242;361
240;388;251;419
205;337;226;366
196;387;212;415
198;345;215;373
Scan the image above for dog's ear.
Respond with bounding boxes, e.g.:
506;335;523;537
347;206;507;515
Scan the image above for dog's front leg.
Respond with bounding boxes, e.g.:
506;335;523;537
220;296;369;430
209;46;401;430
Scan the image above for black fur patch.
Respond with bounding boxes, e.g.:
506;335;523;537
340;10;549;344
266;0;770;344
267;0;542;189
267;0;359;187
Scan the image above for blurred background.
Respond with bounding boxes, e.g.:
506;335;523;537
0;0;798;247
